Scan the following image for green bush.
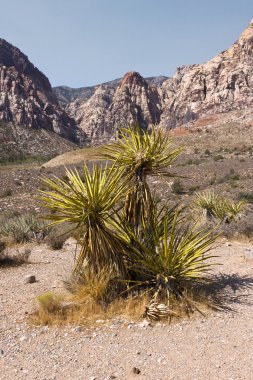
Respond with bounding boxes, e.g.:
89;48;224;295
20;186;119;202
171;179;184;195
0;213;49;243
238;192;253;203
213;154;224;161
192;191;247;224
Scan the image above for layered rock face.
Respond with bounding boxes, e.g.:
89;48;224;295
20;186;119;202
0;39;84;142
61;19;253;142
159;19;253;128
67;72;162;143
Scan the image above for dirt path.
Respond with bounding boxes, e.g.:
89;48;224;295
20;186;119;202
0;240;253;380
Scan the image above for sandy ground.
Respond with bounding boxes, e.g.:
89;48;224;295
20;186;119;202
0;239;253;380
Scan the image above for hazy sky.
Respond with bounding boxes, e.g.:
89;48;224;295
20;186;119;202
1;0;253;87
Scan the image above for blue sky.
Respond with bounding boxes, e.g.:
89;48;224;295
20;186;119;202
1;0;253;87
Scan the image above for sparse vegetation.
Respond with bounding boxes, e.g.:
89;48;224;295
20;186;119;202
0;188;12;197
213;154;224;161
238;192;253;204
192;191;247;224
0;213;49;243
171;179;184;194
46;224;72;250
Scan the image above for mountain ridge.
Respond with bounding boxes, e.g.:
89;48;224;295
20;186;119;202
0;38;85;144
53;75;168;107
53;18;253;143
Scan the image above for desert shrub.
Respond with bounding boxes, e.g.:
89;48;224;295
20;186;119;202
0;189;12;198
238;192;253;203
204;149;211;155
213;154;224;161
39;125;219;317
0;246;31;266
192;191;247;224
0;213;49;243
209;176;216;185
171;179;184;194
47;234;66;250
188;185;200;194
37;292;64;313
46;224;72;250
217;169;240;184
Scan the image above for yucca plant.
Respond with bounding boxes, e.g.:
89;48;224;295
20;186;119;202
39;163;129;275
225;199;247;221
192;191;247;224
127;211;218;302
101;125;183;234
0;213;48;243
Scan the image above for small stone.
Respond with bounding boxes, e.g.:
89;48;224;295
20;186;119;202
0;349;4;356
138;319;151;328
132;367;141;374
73;326;82;333
24;275;36;284
19;247;31;259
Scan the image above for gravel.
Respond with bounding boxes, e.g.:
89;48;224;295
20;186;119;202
0;240;253;380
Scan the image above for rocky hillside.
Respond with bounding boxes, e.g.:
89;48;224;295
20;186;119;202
65;72;163;143
53;76;168;108
159;18;253;128
0;39;84;143
58;19;253;143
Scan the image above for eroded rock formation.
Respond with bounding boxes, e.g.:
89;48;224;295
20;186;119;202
0;38;84;142
159;19;253;128
67;71;162;142
64;19;253;142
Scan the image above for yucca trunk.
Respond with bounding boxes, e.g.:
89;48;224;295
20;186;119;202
125;169;154;241
73;220;127;277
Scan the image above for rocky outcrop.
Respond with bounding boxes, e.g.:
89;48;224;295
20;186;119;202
67;72;162;143
0;39;84;142
60;19;253;143
159;19;253;128
53;76;167;108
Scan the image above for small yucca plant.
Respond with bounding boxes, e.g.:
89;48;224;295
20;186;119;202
39;163;128;275
192;191;247;224
0;213;47;243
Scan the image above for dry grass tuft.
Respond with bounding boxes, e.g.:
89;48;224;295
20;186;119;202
30;291;150;327
30;266;151;326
